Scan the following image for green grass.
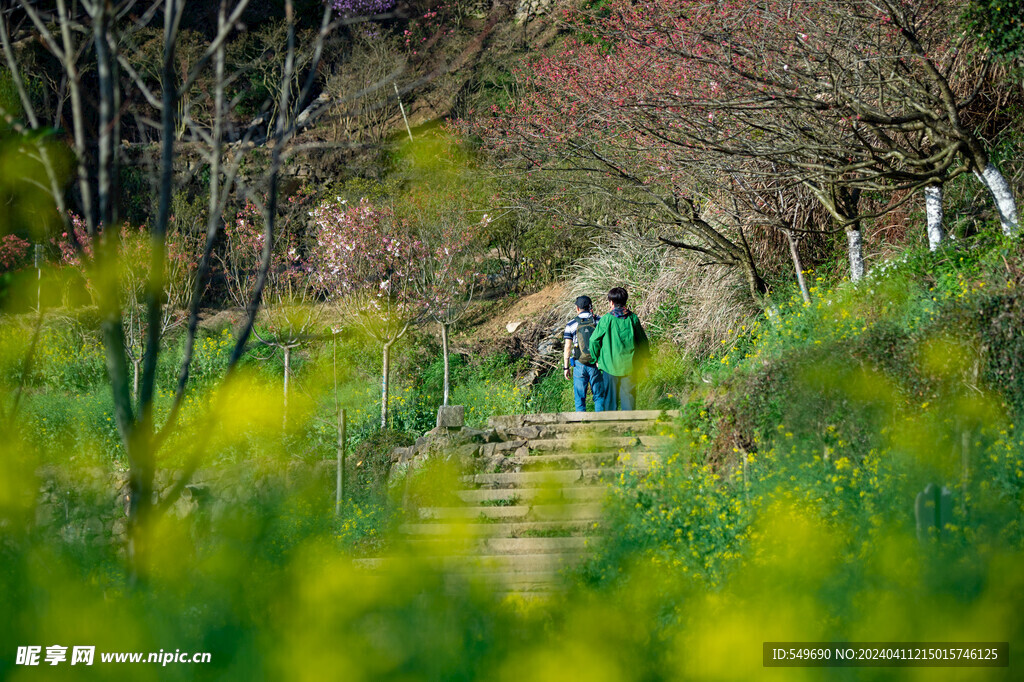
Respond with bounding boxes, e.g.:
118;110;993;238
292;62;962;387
575;235;1024;649
4;229;1024;681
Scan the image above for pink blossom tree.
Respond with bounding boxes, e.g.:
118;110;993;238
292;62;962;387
415;213;483;406
311;197;427;428
471;0;1014;286
56;215;201;398
220;193;322;423
0;235;31;274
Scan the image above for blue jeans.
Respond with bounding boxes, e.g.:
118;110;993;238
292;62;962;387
603;373;636;411
573;363;606;412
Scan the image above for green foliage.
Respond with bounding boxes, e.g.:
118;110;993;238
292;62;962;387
526;369;573;414
176;329;236;386
23;389;125;463
578;235;1024;641
335;498;393;553
518;219;594;289
963;0;1024;62
451;353;530;426
0;133;71;243
633;343;692;411
350;427;413;495
0;67;22;128
19;319;107;392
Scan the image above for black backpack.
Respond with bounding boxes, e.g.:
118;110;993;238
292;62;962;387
573;316;597;365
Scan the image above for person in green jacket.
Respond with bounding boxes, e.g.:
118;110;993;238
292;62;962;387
589;287;649;411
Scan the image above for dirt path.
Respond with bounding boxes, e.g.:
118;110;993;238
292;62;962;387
458;282;570;346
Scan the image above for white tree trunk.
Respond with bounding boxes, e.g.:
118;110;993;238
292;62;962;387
132;358;141;400
441;323;450;406
846;228;865;281
381;342;392;429
925;185;945;251
283;346;290;430
787;231;811;304
976;163;1020;237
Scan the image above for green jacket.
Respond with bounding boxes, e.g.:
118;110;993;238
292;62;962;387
589;307;649;377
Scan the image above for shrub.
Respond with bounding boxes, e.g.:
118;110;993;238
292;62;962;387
33;321;107;393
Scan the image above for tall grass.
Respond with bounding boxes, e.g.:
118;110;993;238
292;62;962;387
568;230;758;358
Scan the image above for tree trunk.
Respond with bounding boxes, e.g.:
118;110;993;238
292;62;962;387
283;346;290;430
102;318;150;582
925;184;945;251
808;184;865;282
846;227;865;281
976;163;1020;237
139;0;180;415
743;263;769;304
133;357;141;400
94;3;116;227
336;408;346;515
381;341;392;429
735;235;769;305
441;322;450;406
787;231;811;304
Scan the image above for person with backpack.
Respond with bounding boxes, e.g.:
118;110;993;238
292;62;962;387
589;287;649;411
563;295;607;412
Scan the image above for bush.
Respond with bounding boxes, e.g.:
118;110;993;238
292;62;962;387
29;319;107;392
451;353;530;426
23;389;124;464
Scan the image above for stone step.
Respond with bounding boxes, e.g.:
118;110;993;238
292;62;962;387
418;502;603;522
456;486;607;504
418;505;532;521
499;421;673;440
399;520;601;537
516;451;658;470
520;435;671;452
488;410;680;429
453;552;589;573
441;570;564;594
483;536;594;553
493;589;558;599
465;470;584;487
464;468;645;488
408;536;593;555
357;552;586;573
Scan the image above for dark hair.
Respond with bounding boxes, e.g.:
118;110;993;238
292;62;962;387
575;295;592;311
608;287;628;306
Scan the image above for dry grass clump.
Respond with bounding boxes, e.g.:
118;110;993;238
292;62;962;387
664;260;759;358
563;230;667;319
567;231;757;359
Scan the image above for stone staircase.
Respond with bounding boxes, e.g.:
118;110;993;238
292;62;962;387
373;410;679;597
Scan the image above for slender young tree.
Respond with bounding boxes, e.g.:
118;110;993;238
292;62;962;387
399;133;486;406
55;215;200;398
311;198;427;428
415;216;481;406
221;196;323;424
